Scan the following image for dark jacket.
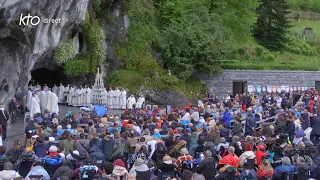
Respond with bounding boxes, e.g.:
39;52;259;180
311;116;320;135
74;141;89;156
310;157;320;178
296;163;310;180
233;122;243;137
197;157;216;180
102;138;115;161
53;165;73;180
219;128;230;141
274;122;286;135
89;138;101;148
0;109;9;126
33;142;48;157
286;121;295;136
245;115;255;136
154;163;176;176
8;146;24;161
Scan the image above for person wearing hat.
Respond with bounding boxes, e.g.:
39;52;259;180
197;150;216;180
255;144;268;167
129;158;149;174
239;144;256;166
112;159;128;180
154;155;177;179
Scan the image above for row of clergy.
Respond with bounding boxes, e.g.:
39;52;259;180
28;84;146;110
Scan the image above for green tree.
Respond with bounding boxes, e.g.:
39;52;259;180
161;5;230;79
253;0;291;51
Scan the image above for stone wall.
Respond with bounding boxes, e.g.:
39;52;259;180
196;70;320;98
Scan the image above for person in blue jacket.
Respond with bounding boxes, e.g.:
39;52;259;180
221;108;231;127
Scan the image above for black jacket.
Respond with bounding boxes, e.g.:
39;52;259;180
198;157;216;180
0;109;9;126
311;116;320;135
102;138;115;161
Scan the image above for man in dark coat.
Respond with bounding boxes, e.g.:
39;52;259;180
242;93;249;111
286;116;295;143
8;98;20;124
101;133;115;161
0;105;9;141
310;113;320;144
245;110;255;136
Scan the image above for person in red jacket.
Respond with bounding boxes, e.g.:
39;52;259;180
255;144;268;167
257;159;274;180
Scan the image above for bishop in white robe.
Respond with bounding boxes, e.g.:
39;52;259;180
34;83;41;91
127;95;136;109
113;88;121;109
51;92;59;115
120;89;127;110
107;88;114;109
136;96;145;109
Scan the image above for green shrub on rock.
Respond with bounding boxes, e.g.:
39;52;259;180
53;38;75;65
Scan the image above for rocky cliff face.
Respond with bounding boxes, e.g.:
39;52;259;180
0;0;88;105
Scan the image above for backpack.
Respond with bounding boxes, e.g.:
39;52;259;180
91;151;106;167
79;165;98;180
156;142;167;155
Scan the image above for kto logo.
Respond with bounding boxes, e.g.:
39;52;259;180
19;14;40;26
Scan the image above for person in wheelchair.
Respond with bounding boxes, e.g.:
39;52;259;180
0;162;21;179
25;161;50;180
154;155;177;180
273;157;296;180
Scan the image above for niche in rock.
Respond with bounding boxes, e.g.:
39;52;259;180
30;64;67;87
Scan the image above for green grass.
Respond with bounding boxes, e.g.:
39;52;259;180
290;19;320;38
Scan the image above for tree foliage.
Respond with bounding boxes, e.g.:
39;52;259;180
253;0;291;51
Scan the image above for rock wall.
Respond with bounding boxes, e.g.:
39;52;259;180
0;0;88;105
197;70;320;98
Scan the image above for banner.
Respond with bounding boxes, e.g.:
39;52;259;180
289;86;293;92
281;86;286;92
167;105;171;114
293;86;297;91
276;86;281;93
252;86;256;93
262;86;266;92
304;87;308;91
256;86;262;93
248;85;253;93
272;86;277;93
285;86;290;92
267;86;272;93
297;85;301;91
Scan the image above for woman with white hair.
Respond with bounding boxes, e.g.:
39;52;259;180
274;157;296;178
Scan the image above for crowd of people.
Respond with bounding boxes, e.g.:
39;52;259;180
0;88;319;180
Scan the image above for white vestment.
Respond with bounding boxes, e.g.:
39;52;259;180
30;96;41;118
114;89;121;109
76;89;83;106
52;86;58;96
64;86;69;103
68;87;74;105
26;91;32;110
34;85;41;91
136;97;145;109
39;91;46;109
72;89;77;106
46;92;53;112
127;96;136;109
51;93;59;115
101;89;108;106
84;88;92;105
107;90;114;109
120;91;127;109
58;85;65;103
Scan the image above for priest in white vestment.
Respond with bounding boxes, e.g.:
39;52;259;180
52;84;58;96
26;90;33;111
76;87;83;107
39;89;46;110
58;83;65;103
72;87;78;106
127;95;136;109
101;88;108;106
46;91;53;113
68;86;74;105
136;95;145;109
30;93;41;118
120;89;127;110
84;86;92;106
64;85;70;102
34;83;41;91
50;92;59;115
113;88;121;109
107;88;114;109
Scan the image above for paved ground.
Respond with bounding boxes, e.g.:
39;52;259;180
2;105;124;148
